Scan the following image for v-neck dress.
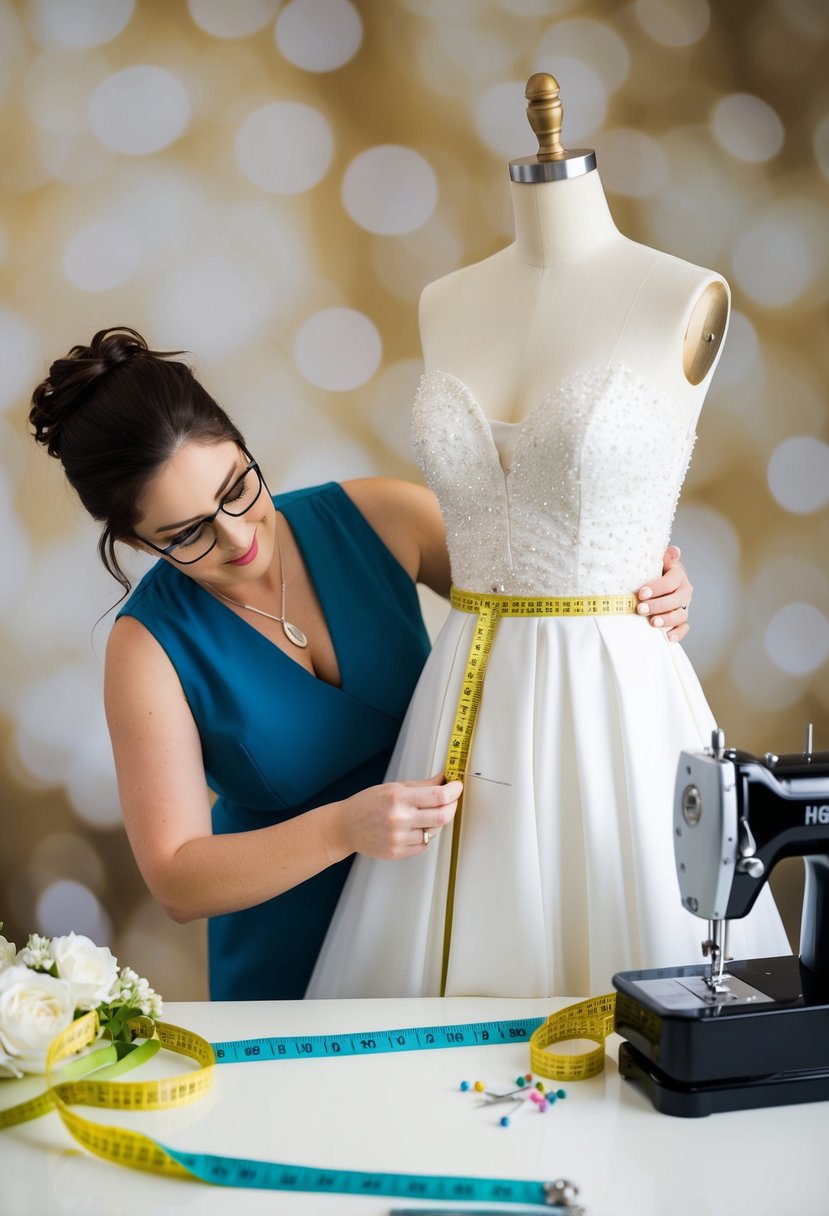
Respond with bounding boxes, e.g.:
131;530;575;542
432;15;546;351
117;482;431;999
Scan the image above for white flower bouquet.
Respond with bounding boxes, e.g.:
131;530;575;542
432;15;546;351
0;923;162;1078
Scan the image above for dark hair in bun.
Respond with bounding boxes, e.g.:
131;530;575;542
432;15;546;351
30;327;246;597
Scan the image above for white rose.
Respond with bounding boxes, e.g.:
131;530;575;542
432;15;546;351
0;966;76;1075
0;934;16;973
0;1036;23;1078
49;933;119;1012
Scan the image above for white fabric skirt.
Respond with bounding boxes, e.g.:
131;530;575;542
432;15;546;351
307;610;790;999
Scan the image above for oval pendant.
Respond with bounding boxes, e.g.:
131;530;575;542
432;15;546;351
283;620;308;649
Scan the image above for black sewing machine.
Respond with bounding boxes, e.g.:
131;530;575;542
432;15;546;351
613;726;829;1117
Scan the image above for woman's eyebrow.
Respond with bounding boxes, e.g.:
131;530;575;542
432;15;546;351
154;461;240;534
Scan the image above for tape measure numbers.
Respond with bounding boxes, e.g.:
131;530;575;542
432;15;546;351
160;1148;559;1206
213;1014;540;1064
442;589;638;993
213;994;617;1084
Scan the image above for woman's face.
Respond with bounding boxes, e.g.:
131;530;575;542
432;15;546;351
132;439;275;586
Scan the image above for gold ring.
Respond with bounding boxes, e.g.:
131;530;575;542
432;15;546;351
422;829;432;846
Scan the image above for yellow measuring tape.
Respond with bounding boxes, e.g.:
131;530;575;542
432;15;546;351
441;587;638;995
529;993;617;1082
1;1009;214;1175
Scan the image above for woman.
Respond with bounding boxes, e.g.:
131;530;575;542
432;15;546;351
29;327;694;999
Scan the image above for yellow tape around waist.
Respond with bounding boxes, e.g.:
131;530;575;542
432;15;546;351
441;588;638;996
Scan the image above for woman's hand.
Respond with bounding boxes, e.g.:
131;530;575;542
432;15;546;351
336;773;462;861
636;545;693;643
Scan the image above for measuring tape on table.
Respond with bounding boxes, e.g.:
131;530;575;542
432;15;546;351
212;993;616;1082
0;995;615;1205
442;588;638;993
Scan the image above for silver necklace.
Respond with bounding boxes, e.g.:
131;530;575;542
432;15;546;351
209;526;308;649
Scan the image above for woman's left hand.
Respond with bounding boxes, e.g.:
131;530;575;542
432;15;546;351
636;546;692;643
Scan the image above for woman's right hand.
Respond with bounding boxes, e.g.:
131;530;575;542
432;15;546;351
336;773;462;861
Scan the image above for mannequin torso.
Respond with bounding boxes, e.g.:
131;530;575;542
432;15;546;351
419;170;729;425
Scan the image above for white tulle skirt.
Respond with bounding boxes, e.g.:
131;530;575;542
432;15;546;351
307;610;790;999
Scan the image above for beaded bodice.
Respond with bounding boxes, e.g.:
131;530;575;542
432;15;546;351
412;365;697;596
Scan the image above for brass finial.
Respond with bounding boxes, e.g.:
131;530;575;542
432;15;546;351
525;73;566;162
509;71;596;183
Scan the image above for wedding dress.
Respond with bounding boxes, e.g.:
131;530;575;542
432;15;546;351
307;363;790;998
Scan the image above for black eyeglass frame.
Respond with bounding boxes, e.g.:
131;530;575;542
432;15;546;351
134;452;267;565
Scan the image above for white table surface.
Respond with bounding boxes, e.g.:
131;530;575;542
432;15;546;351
0;994;827;1216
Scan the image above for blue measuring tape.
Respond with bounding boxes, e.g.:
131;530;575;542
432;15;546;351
212;1015;544;1064
161;1144;559;1206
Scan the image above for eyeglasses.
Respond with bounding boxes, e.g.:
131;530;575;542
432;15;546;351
136;454;267;564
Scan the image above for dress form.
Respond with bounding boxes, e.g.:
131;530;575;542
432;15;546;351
419;73;730;426
305;78;791;1003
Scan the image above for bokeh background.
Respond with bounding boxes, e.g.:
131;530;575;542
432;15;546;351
1;0;827;999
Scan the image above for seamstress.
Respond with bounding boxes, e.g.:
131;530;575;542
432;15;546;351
29;327;695;1000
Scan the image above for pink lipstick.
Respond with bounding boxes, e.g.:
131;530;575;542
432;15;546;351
228;533;258;567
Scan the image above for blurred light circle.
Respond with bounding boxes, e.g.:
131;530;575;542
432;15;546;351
765;603;829;676
154;256;272;361
534;20;629;94
62;220;141;291
235;101;333;194
767;437;829;514
712;311;760;388
635;0;710;46
26;0;134;49
537;57;606;145
36;880;112;944
475;81;537;158
88;66;191;155
275;0;363;72
815;114;829;181
596;128;667;197
731;206;825;308
711;94;784;163
0;306;41;415
342;146;437;235
672;504;740;678
294;307;381;391
187;0;279;38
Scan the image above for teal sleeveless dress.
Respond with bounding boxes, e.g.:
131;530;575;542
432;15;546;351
117;483;432;1000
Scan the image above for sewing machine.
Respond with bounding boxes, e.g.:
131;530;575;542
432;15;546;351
613;726;829;1116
